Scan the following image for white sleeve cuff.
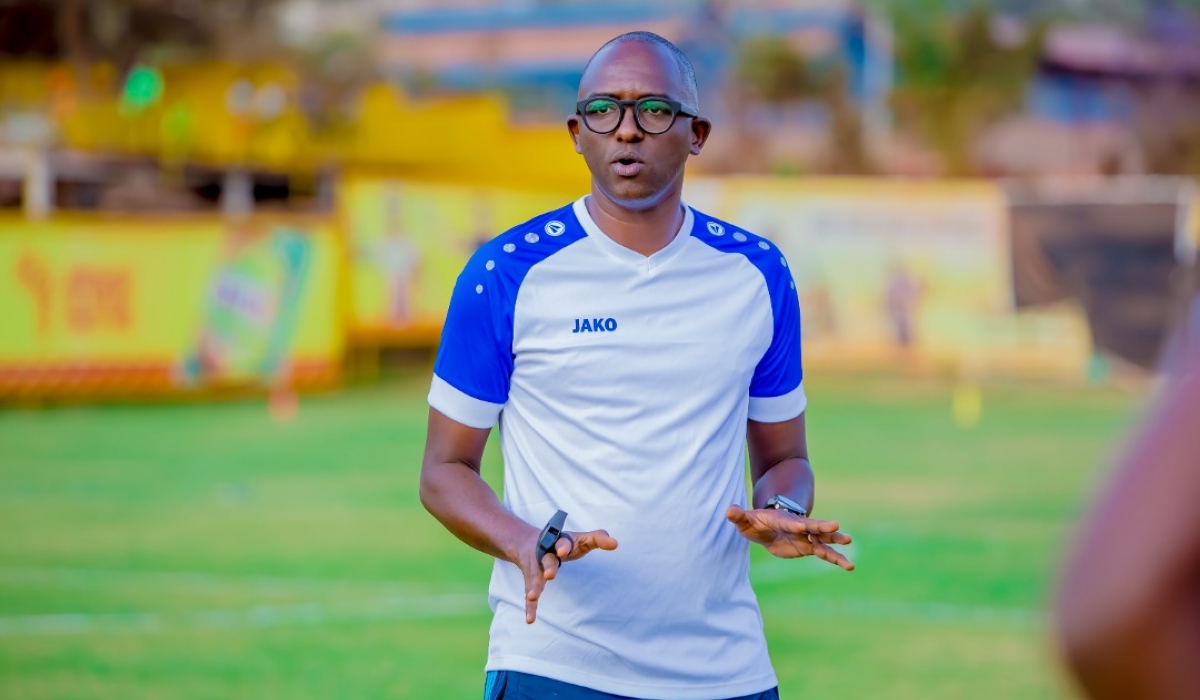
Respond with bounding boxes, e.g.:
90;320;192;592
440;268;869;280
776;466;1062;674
748;382;808;423
428;374;504;429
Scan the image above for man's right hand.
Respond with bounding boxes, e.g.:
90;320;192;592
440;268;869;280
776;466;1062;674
421;410;617;623
518;529;618;624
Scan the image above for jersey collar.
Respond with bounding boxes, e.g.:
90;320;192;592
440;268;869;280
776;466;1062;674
571;196;695;272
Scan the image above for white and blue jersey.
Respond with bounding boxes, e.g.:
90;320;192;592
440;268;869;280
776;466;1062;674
429;197;806;700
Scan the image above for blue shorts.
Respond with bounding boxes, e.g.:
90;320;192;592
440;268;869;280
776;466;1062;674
484;670;781;700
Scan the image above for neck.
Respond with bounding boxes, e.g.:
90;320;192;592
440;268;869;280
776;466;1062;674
585;181;685;257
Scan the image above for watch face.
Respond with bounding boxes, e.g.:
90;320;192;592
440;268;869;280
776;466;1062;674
770;495;806;516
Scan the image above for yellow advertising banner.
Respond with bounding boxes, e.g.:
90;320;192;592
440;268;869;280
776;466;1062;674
0;216;342;398
686;177;1091;377
340;175;575;343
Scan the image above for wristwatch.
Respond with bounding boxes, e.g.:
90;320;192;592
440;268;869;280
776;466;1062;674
765;494;808;518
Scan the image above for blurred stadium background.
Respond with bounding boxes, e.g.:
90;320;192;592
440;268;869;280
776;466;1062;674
0;0;1198;698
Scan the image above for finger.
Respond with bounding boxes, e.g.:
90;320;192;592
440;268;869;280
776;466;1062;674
525;565;546;624
559;530;619;562
810;518;842;533
809;531;853;546
555;534;574;560
779;535;816;560
725;505;750;525
777;516;842;535
580;529;618;551
810;541;855;571
541;551;561;581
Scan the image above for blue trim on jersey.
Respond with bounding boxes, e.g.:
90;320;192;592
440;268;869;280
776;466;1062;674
688;209;804;400
433;203;587;408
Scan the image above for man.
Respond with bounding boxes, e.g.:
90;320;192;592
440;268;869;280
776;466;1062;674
420;32;853;700
1056;333;1200;699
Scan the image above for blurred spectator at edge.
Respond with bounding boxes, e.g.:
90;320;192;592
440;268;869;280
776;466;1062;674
1054;319;1200;699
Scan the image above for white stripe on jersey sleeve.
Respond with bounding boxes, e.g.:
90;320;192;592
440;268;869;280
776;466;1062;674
747;382;808;423
428;374;505;429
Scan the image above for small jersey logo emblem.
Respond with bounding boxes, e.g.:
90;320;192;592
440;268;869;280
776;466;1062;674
545;220;566;237
572;317;618;333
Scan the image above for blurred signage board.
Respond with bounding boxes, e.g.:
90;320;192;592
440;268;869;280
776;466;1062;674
1005;176;1194;371
0;216;341;399
686;177;1091;378
339;173;574;345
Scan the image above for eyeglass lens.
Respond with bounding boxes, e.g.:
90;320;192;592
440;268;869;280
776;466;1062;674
582;98;679;134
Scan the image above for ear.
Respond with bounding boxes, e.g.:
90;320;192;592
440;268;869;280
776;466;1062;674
566;115;582;154
689;117;712;156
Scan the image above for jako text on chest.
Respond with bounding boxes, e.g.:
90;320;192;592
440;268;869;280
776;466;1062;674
572;317;618;333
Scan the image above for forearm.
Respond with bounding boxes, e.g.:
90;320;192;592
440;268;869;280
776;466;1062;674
1056;371;1200;698
751;457;815;513
1065;603;1200;700
419;461;537;565
746;414;815;513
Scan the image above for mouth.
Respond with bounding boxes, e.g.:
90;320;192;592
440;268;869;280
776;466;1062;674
612;152;644;177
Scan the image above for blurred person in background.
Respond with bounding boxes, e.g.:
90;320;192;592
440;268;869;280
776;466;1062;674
1055;319;1200;699
420;32;853;700
884;262;922;349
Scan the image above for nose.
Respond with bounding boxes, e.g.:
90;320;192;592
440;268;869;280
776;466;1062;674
614;104;644;142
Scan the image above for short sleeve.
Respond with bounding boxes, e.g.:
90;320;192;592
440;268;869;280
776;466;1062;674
427;203;584;428
429;254;513;429
747;262;806;423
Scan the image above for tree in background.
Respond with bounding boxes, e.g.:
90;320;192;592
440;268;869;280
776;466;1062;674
1134;86;1200;176
735;35;818;106
1132;0;1200;176
292;29;379;133
889;2;1044;176
732;34;870;175
4;0;376;130
29;0;288;89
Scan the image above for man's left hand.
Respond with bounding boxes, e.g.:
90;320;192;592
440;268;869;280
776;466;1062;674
725;505;855;571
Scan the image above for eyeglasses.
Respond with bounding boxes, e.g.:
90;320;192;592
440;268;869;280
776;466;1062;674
575;97;698;135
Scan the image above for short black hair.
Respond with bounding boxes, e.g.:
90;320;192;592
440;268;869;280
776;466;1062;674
582;31;699;110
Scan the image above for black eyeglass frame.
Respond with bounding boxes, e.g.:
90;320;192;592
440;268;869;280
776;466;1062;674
574;97;699;135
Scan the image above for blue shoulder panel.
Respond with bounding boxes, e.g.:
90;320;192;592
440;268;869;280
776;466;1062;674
688;208;804;399
433;203;587;404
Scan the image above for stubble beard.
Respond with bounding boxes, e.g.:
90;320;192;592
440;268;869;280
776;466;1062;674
593;167;685;213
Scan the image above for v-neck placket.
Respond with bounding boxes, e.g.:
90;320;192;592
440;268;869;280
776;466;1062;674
571;197;694;275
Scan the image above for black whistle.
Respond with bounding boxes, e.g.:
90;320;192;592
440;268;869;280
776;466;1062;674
536;510;568;563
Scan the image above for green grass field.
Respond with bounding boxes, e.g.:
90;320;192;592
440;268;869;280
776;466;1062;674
0;371;1142;699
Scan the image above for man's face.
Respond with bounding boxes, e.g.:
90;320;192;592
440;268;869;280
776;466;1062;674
568;42;711;210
